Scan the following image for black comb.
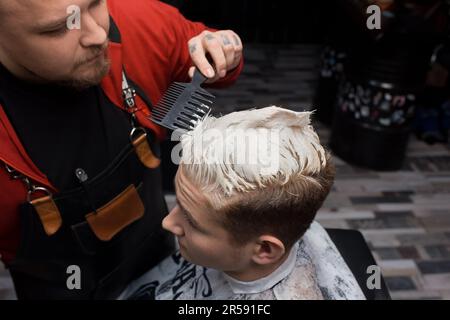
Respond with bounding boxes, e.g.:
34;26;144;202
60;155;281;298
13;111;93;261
150;68;215;131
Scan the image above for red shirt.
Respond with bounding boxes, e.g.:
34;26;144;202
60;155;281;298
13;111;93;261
0;0;243;264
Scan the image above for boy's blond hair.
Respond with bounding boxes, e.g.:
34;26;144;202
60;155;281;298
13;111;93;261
180;106;335;248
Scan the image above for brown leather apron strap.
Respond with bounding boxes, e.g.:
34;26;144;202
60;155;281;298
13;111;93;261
130;129;161;169
3;162;61;236
122;70;161;170
30;195;62;236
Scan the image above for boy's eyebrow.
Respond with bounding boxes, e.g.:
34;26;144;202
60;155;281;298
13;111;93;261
174;175;208;231
175;197;204;230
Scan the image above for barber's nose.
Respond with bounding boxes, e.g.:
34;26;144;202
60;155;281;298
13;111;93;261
80;14;107;48
162;206;185;237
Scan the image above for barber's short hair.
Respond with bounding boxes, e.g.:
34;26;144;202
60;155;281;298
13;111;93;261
180;106;335;248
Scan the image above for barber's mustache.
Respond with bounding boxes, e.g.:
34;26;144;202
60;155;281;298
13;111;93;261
75;41;109;67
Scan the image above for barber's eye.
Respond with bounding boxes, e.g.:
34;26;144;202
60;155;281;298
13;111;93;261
92;0;104;7
42;28;68;37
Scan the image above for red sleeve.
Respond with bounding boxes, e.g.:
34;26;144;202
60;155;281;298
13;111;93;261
165;5;244;88
0;168;25;264
109;0;243;98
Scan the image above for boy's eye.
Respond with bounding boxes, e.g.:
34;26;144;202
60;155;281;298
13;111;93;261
183;212;194;226
181;210;196;228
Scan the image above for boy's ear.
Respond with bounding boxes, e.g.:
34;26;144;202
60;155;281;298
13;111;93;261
251;235;286;266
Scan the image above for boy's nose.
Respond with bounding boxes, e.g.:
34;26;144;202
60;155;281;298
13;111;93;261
162;206;184;237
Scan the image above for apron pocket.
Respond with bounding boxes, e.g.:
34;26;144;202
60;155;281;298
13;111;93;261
85;184;144;241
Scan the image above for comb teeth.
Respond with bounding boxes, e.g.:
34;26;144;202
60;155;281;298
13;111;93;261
195;88;215;100
152;87;214;130
150;69;215;131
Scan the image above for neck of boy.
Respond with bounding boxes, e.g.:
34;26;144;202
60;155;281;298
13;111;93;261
224;249;291;282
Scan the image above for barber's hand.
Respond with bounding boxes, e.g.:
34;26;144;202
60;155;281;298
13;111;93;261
188;30;243;83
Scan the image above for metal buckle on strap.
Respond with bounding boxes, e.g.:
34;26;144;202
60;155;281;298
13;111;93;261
123;87;137;109
4;163;52;203
27;185;52;203
122;70;141;130
130;126;147;142
122;71;137;109
120;68;160;169
4;163;23;180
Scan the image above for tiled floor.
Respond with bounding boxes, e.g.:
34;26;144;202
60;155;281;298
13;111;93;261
316;128;450;300
0;264;15;300
1;44;449;300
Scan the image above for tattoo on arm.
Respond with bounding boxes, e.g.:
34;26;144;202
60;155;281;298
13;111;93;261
189;43;197;54
221;34;231;46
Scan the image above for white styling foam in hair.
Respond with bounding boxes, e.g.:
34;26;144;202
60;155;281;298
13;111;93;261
180;106;327;196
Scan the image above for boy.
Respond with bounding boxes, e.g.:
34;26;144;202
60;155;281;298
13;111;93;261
120;106;365;300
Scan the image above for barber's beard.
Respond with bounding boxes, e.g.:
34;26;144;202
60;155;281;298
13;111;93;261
56;44;111;91
60;57;111;91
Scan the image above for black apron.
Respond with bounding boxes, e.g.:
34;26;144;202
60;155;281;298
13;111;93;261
5;72;175;300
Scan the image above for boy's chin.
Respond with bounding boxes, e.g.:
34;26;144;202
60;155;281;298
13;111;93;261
177;242;212;268
178;248;194;264
178;245;202;266
177;242;189;258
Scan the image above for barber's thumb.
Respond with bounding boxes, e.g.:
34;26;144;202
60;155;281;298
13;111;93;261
189;65;215;79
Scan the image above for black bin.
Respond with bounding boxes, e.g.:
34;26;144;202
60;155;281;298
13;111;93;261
330;42;431;171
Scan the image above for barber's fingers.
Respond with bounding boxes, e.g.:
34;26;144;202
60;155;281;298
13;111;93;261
218;30;243;70
215;32;235;73
201;32;228;78
188;66;195;79
187;30;244;81
188;66;219;83
229;30;243;67
188;34;215;79
188;66;221;84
